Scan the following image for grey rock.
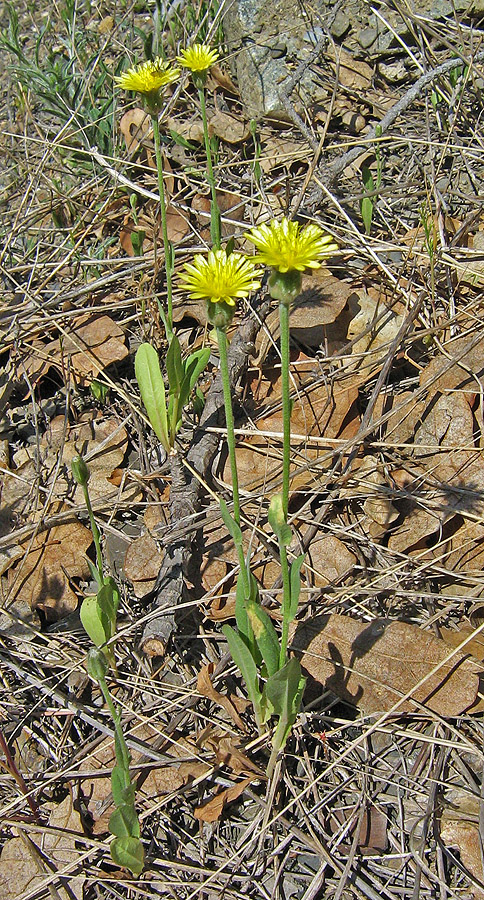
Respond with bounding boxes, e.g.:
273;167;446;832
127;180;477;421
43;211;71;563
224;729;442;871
224;0;484;118
358;26;378;49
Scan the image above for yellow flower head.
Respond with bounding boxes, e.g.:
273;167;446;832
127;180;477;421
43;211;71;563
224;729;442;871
115;57;180;95
177;44;220;73
246;217;338;273
179;249;262;306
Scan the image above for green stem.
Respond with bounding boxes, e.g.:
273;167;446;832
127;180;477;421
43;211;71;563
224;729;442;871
279;300;291;521
199;86;221;250
82;483;103;582
151;114;173;339
216;326;250;600
217;326;240;525
98;673;131;771
266;715;287;778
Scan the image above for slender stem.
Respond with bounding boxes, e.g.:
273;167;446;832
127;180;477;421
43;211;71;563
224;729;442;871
82;483;103;582
216;325;251;600
199;86;221;250
278;543;291;668
151;114;173;338
217;326;240;525
279;301;291;521
98;674;131;771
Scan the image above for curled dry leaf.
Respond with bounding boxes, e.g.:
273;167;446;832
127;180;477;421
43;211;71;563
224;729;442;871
200;726;264;776
328;46;373;90
119;107;151;154
347;292;404;371
197;662;247;732
291;614;483;716
194;777;252;823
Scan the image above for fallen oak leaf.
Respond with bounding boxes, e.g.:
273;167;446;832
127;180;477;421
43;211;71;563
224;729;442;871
194;777;252;823
291;614;484;716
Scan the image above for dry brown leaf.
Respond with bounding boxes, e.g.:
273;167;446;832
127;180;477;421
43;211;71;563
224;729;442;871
227;367;360;495
441;626;484;663
258;133;311;174
124;533;164;598
420;332;484;397
45;414;129;502
21;314;128;384
291;614;483;716
305;534;356;588
328;46;373;90
7;519;92;619
119;107;150;154
197;663;247;732
194;777;252;823
200;727;264;776
347;292;404;371
0;796;85;900
208;64;239;94
209;109;250;143
440;790;484;899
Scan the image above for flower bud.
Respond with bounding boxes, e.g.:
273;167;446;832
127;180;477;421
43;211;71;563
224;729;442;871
268;269;302;306
87;647;108;681
71;454;90;486
206;299;236;330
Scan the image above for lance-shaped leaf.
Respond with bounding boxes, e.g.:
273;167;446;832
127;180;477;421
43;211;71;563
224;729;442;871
135;343;169;451
288;554;305;621
222;624;263;726
246;600;280;678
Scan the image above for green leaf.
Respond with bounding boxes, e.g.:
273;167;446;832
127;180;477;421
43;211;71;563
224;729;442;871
109;802;140;839
80;595;107;647
360;196;373;235
130;229;145;257
219;499;243;546
264;657;305;724
361;165;374;192
135;343;169;451
288;554;305;621
166;333;184;397
111;764;132;807
222;624;263;717
268;496;292;547
185;347;211;394
86;557;102;586
111;836;145;875
246;601;280;678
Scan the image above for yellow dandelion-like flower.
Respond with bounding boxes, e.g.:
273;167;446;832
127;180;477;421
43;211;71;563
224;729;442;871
179;249;262;306
246;217;338;273
115;57;180;95
177;44;220;73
